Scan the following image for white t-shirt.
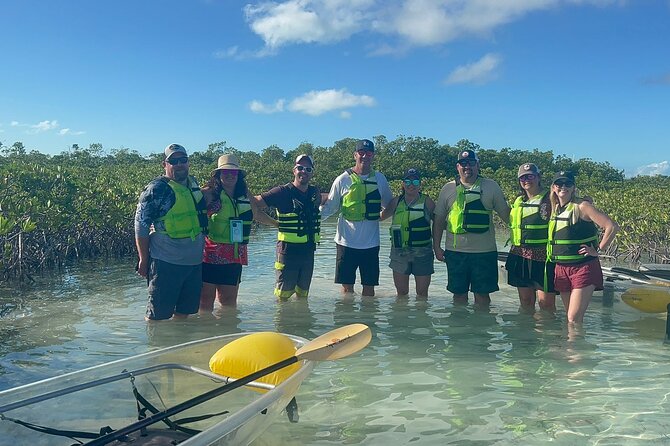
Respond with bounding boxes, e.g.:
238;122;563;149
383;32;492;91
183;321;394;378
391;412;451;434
320;170;393;249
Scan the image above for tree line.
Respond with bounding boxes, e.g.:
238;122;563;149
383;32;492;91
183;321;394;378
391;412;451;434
1;136;668;284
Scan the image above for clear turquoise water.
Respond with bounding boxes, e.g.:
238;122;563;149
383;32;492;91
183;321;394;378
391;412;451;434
2;222;670;445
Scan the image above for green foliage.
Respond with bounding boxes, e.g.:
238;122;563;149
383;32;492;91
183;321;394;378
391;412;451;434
0;137;667;283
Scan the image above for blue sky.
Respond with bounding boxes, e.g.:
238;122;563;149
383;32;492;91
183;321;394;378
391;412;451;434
1;0;668;176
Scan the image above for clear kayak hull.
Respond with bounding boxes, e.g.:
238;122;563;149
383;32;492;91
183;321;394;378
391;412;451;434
0;333;314;446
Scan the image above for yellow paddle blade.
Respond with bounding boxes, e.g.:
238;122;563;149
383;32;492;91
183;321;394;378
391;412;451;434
296;323;371;361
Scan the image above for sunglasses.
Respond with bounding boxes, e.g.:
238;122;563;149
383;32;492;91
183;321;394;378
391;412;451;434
294;165;314;173
519;174;537;181
554;180;575;188
404;179;420;186
220;169;239;175
457;159;477;167
166;157;188;165
356;150;374;157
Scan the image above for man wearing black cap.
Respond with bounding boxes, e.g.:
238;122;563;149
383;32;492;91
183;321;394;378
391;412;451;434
432;149;510;306
134;143;208;320
321;138;393;296
253;154;323;300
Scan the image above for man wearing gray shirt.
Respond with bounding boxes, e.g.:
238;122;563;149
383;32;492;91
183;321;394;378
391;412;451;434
134;144;207;320
432;149;510;307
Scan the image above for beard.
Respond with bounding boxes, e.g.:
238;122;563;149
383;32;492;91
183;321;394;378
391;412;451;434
172;169;189;183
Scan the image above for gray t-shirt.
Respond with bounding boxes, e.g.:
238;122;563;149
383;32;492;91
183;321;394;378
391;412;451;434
434;177;510;253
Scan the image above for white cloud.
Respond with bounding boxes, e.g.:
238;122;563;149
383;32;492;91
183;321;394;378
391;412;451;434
249;88;375;117
445;53;501;84
213;46;240;59
9;119;85;135
244;0;374;51
249;99;286;114
28;120;59;134
287;88;376;116
59;128;86;136
242;0;622;53
632;160;670;177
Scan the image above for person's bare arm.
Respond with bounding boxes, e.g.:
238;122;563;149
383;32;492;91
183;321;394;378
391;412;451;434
432;216;446;262
578;200;619;256
135;236;150;278
250;195;278;227
380;197;399;221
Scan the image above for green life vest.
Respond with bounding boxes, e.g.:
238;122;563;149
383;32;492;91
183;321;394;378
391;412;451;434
207;192;252;244
277;185;321;244
341;169;381;221
509;191;549;246
447;178;491;235
547;202;599;263
390;194;432;248
156;176;207;240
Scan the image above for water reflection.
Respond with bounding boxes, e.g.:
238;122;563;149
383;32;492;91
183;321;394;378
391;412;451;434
145;308;242;350
274;298;317;340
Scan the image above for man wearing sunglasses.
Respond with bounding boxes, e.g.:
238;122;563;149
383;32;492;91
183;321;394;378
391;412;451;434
134;143;208;321
432;148;510;307
320;139;393;296
253;154;323;300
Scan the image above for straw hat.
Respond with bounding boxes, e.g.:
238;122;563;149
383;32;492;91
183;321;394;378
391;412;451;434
214;154;245;174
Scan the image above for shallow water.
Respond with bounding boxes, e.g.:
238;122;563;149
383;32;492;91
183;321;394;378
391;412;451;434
2;222;670;445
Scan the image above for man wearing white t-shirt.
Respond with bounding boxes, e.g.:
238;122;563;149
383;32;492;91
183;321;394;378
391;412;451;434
320;139;393;296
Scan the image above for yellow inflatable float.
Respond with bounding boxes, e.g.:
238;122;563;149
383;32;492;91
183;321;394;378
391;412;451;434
621;286;670;313
209;332;300;392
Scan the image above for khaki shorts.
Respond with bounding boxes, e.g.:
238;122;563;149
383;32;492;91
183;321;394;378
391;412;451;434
389;246;435;276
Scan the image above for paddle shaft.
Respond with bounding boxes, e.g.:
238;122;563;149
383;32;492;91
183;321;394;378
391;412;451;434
85;355;298;446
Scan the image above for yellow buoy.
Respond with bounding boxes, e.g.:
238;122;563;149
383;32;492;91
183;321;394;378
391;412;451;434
621;287;670;313
209;332;300;392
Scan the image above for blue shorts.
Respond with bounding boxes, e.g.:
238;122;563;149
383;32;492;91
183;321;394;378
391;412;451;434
146;259;202;320
444;250;499;295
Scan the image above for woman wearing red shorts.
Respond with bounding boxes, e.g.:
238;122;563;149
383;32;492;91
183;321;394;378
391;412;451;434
548;171;619;323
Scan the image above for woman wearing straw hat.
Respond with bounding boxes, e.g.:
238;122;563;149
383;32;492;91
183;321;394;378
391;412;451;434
199;154;254;310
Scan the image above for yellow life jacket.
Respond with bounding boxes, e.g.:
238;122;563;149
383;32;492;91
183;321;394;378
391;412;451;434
390;195;431;248
547;202;598;263
156;176;207;240
341;169;381;221
277;186;321;244
208;192;252;244
509;191;549;246
447;178;491;235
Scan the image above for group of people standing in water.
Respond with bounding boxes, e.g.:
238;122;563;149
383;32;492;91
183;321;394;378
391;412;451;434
134;140;619;326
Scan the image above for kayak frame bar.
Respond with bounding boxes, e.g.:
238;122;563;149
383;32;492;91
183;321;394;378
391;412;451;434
0;363;274;414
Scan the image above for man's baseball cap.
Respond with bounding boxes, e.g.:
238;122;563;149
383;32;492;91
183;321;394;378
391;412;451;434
164;144;187;160
355;139;375;152
517;163;540;178
295;154;314;166
457;149;478;162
